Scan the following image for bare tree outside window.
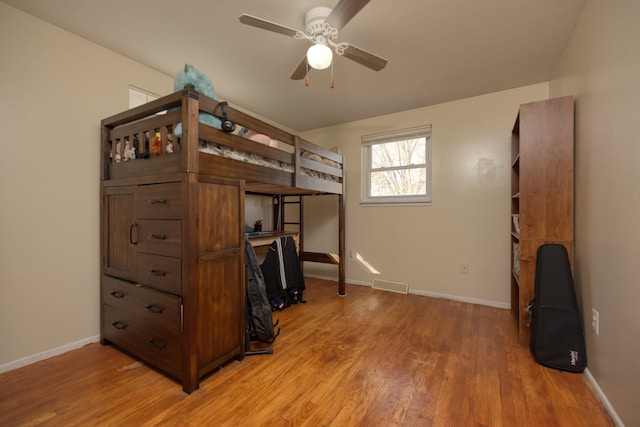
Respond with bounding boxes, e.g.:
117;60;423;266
370;138;427;196
362;125;431;204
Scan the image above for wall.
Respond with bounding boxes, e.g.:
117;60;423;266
0;3;174;367
549;1;640;425
301;83;548;307
245;195;274;232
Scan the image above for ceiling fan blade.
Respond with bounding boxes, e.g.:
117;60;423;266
342;44;388;71
290;57;308;80
239;14;302;37
327;0;371;29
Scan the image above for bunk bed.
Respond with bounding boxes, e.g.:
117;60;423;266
99;89;344;393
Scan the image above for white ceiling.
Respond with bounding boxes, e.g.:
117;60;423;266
4;0;586;132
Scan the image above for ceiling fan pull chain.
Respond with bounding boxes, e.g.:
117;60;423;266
330;61;335;88
305;60;310;86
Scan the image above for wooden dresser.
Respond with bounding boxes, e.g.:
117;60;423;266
101;173;245;393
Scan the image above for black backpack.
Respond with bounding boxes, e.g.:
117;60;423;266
244;237;280;344
529;244;586;372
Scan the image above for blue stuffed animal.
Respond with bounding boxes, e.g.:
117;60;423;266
173;64;222;137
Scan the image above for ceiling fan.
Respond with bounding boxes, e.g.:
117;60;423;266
239;0;388;82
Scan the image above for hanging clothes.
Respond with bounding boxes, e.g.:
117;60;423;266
260;236;306;310
244;237;279;343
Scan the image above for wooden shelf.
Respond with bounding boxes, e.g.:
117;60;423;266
509;96;574;345
512;153;520;168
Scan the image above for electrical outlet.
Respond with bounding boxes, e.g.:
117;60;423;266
349;249;355;260
592;308;599;335
461;264;469;274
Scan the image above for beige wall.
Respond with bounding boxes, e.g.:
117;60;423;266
550;1;640;425
0;3;174;366
300;83;549;306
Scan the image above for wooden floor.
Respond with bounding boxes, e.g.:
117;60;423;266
0;278;613;427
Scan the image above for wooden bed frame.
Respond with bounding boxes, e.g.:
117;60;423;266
101;89;345;290
100;89;344;392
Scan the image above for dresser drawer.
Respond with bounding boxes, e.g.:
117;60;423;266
136;253;182;295
136;183;182;219
136;219;182;257
102;275;181;333
103;304;181;379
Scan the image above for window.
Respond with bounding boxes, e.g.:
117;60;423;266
361;125;432;205
129;85;160;109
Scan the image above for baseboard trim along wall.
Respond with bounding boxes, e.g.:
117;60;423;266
584;368;625;427
305;273;510;309
409;287;510;309
0;335;100;374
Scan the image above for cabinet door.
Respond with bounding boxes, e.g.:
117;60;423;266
103;186;136;281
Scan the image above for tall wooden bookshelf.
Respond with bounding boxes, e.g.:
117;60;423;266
511;96;574;345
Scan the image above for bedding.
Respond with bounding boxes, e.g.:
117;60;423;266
103;89;343;193
110;128;341;182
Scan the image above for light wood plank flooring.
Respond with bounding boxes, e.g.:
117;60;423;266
0;278;613;426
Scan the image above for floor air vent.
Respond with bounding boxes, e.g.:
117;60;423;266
372;279;409;295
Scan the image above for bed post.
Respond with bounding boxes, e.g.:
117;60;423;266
100;124;110;181
338;192;346;296
181;90;199;173
293;135;301;188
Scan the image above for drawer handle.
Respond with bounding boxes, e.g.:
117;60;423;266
149;270;166;277
129;223;138;245
149;199;167;205
151;234;167;240
111;321;127;330
109;291;125;299
145;304;164;314
147;338;166;349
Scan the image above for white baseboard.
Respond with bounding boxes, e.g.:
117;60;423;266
409;288;510;309
0;335;100;374
305;273;510;309
584;368;625;427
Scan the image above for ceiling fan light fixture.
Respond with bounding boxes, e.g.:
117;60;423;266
239;1;388;81
307;43;333;70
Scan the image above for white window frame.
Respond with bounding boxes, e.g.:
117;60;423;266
129;85;160;109
361;125;432;206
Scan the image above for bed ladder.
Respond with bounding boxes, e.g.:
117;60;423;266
275;195;304;270
278;196;302;232
275;194;345;296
